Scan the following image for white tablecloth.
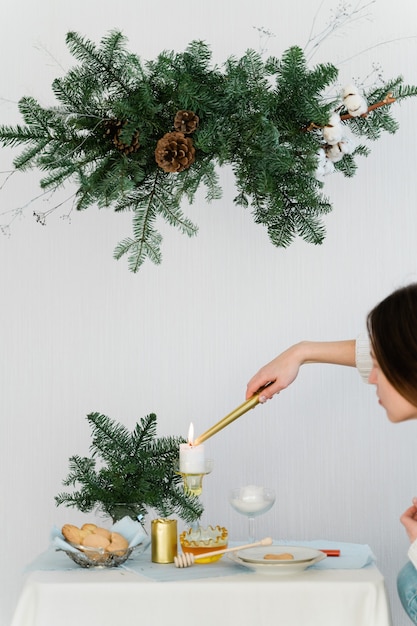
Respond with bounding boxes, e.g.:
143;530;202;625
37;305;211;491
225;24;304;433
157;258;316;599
11;546;392;626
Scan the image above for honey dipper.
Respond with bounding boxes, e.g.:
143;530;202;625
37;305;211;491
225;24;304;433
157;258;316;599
174;536;273;568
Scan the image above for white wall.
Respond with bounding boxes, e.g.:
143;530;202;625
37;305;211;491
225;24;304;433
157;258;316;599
1;0;417;624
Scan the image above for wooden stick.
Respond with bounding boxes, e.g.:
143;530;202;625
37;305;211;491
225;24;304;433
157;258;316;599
340;92;396;120
194;536;273;561
304;93;396;132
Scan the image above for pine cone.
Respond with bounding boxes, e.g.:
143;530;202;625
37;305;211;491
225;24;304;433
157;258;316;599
103;119;140;155
155;131;196;173
173;110;199;134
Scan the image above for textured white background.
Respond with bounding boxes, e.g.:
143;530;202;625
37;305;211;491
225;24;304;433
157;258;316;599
1;0;417;624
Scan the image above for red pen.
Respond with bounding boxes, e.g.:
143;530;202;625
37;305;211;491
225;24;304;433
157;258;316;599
320;549;340;557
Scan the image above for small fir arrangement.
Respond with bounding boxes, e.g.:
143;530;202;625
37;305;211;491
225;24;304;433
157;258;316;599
1;6;416;270
55;412;203;524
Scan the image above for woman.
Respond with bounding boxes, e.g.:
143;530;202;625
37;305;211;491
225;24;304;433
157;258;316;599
245;283;417;624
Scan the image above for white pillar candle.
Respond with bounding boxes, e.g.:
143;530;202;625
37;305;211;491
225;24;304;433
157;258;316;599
179;423;205;473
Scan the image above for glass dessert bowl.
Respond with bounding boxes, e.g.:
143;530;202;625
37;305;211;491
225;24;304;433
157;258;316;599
229;485;276;542
179;525;228;564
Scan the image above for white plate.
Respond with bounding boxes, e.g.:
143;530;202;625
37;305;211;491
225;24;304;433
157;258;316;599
237;545;324;564
230;546;326;576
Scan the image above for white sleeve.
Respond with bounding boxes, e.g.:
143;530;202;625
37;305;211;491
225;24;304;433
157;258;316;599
355;334;372;383
408;539;417;569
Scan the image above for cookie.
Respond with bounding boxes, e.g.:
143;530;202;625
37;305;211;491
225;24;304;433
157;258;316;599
263;552;294;560
62;524;83;545
81;533;110;550
107;531;129;555
93;526;112;540
81;523;97;533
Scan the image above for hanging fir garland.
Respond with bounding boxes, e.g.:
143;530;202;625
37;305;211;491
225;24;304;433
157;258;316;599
0;29;416;271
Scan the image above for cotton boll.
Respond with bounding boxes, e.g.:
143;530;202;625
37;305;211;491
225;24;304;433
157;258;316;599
315;150;335;180
339;130;358;155
326;143;344;163
322;159;335;176
315;166;326;182
316;148;327;167
343;83;368;117
322;112;343;145
345;93;368;117
342;83;360;98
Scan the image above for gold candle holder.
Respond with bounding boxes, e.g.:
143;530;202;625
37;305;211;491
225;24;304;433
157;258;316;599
175;459;213;496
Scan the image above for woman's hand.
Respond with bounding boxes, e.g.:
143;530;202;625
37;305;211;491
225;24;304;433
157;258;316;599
245;340;356;402
400;498;417;543
246;343;306;401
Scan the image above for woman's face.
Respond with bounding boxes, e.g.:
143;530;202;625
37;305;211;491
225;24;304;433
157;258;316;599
368;353;417;422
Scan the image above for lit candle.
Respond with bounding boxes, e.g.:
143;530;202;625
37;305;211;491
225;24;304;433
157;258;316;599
179;423;206;473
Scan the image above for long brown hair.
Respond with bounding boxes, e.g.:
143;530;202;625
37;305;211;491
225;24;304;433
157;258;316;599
367;284;417;407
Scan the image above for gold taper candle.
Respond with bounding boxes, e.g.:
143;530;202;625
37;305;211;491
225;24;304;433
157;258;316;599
194;385;270;445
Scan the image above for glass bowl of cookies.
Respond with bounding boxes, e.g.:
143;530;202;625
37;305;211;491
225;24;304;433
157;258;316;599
53;518;149;568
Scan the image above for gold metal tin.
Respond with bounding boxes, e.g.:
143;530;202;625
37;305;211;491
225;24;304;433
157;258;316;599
151;518;177;563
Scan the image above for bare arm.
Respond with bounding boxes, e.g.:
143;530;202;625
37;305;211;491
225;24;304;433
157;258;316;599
246;340;356;401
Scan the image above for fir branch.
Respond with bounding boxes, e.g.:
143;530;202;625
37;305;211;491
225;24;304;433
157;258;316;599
65;31;135;96
293;205;329;245
18;96;55;135
335;153;357;177
0;125;49;148
87;412;133;462
131;413;158;455
56;412;203;524
112;177;163;270
13;140;52;171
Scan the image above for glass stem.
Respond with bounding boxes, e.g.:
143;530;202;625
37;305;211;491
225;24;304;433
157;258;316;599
248;516;255;543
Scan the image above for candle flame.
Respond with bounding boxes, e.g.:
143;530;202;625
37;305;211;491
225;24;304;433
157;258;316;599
187;422;194;446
